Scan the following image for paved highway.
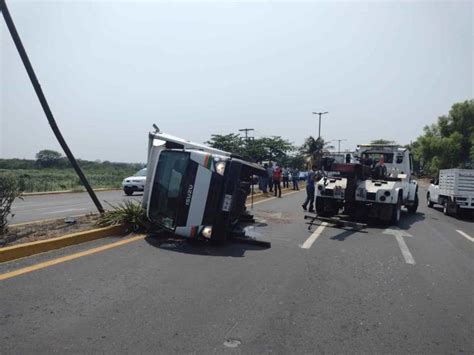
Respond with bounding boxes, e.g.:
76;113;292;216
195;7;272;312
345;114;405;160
1;189;473;353
10;190;139;224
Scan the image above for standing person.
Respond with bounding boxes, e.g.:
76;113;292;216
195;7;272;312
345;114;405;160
373;155;387;179
282;167;289;188
267;162;274;193
259;163;269;193
273;165;282;197
292;167;300;190
302;165;318;212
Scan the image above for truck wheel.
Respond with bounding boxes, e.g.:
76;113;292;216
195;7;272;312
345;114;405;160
426;193;434;208
444;198;458;216
442;200;449;215
124;188;134;196
315;197;325;216
407;193;419;214
391;199;401;225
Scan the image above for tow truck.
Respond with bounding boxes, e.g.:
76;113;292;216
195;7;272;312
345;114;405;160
142;126;267;243
312;144;419;225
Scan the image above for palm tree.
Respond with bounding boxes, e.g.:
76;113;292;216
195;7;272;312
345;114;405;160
300;136;334;167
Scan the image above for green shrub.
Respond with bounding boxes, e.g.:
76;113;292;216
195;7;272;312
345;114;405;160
0;174;23;235
97;200;150;232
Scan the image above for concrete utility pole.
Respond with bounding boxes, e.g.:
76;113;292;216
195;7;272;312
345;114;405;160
1;0;104;213
333;139;347;153
312;111;329;139
239;128;255;143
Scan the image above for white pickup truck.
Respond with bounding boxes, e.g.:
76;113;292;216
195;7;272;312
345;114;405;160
427;169;474;215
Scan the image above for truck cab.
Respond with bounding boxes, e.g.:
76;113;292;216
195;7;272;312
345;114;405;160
142;129;265;242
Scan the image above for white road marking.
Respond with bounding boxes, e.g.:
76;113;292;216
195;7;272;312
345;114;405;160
383;228;415;265
395;235;416;265
301;222;328;249
456;230;474;242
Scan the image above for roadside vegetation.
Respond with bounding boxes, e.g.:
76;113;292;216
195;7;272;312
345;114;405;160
97;200;150;232
0;151;144;192
0;174;22;238
409;99;473;176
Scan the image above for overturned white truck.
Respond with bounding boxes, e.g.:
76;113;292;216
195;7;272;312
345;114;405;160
142;128;266;242
315;144;419;225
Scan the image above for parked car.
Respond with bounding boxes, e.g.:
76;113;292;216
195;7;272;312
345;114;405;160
122;168;147;195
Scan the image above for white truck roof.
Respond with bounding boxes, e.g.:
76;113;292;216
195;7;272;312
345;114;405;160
149;130;232;157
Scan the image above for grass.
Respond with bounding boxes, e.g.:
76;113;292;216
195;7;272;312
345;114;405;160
0;166;140;192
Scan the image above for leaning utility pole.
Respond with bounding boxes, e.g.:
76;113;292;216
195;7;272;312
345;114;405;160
1;0;104;213
239;128;254;143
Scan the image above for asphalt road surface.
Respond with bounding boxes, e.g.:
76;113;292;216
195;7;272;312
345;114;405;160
1;188;473;353
10;190;140;224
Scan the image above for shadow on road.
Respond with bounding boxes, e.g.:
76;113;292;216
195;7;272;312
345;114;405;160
144;234;269;258
330;229;360;241
430;207;474;222
362;211;426;231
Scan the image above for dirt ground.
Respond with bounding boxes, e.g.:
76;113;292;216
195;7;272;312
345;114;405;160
1;214;100;247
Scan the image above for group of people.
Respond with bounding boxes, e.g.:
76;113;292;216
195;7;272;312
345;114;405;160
258;163;300;197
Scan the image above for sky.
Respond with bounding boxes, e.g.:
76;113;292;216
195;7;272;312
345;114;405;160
1;0;472;163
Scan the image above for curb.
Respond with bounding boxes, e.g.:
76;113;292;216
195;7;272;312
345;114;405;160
22;188;121;196
0;224;127;263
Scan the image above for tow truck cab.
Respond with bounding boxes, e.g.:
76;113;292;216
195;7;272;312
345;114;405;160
142;130;265;242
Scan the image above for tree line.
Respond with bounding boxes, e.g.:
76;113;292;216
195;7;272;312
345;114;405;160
205;134;334;169
409;99;473;175
207;99;473;175
0;150;143;172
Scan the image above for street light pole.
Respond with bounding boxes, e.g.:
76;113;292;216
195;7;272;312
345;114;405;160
333;139;347;153
312;111;329;139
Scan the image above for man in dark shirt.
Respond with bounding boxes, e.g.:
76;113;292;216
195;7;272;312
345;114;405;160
373;155;387;180
302;165;318;212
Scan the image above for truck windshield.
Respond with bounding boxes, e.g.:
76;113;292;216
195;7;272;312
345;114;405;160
149;151;189;230
362;153;394;164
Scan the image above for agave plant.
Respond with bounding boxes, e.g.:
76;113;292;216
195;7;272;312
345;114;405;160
97;200;149;232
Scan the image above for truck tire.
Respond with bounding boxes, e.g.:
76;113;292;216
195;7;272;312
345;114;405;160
391;197;402;225
442;199;449;215
315;197;325;216
426;192;434;208
443;198;458;216
124;188;134;196
407;192;419;214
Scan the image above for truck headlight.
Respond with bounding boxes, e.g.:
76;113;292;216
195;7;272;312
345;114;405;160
215;161;226;175
202;226;213;239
